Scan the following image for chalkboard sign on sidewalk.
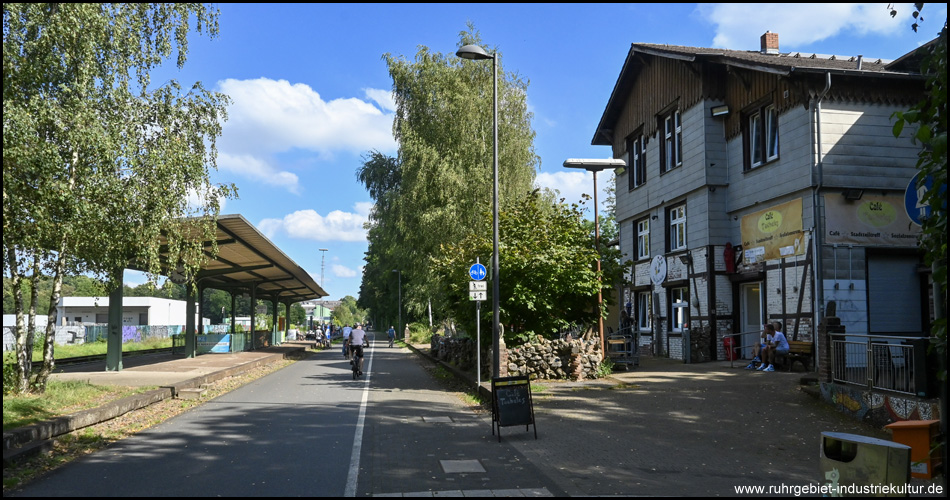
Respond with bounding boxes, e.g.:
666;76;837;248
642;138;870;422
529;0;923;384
491;375;537;442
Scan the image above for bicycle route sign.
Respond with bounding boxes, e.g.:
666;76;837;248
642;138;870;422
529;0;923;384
469;263;487;281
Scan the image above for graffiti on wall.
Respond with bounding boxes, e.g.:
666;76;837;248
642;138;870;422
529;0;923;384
820;382;939;425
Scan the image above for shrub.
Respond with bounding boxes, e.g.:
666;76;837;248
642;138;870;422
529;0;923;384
407;322;432;344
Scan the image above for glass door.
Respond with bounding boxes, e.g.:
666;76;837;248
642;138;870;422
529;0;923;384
740;283;763;359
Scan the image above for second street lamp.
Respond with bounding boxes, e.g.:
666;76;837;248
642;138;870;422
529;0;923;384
456;43;502;378
563;158;626;357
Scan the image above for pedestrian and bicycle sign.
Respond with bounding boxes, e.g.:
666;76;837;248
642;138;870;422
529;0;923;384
905;172;946;226
469;263;487;281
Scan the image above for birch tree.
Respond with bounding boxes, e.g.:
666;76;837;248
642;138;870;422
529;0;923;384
3;3;235;393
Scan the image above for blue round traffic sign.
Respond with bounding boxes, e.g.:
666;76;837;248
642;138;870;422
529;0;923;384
905;172;946;226
469;263;487;281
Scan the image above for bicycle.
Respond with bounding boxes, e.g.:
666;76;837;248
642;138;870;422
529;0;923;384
388;336;394;348
350;345;364;379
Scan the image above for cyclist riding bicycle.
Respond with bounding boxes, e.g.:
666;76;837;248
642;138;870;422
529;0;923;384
349;324;367;377
387;325;395;348
342;324;353;359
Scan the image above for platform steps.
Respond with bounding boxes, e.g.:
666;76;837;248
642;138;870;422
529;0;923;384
176;383;212;400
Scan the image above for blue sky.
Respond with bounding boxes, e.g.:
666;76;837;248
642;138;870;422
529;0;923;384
127;3;945;301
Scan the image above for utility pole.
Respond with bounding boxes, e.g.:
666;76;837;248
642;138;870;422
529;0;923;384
319;248;328;286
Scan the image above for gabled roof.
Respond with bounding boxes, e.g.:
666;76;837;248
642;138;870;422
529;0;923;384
632;43;898;75
593;41;927;145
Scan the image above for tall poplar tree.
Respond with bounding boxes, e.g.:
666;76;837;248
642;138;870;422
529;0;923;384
363;25;538;323
3;3;235;393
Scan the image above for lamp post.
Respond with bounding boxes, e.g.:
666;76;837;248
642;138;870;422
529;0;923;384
392;269;402;341
563;158;626;356
456;43;502;378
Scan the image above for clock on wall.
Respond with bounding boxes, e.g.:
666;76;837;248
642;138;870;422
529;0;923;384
650;255;667;285
168;264;189;285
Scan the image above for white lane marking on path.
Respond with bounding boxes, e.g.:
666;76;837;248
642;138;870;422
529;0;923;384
344;336;374;497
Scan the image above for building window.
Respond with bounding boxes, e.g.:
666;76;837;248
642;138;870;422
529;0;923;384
668;203;687;251
636;218;650;260
636;291;652;331
670;287;689;333
662;110;682;173
745;103;779;170
627;133;646;190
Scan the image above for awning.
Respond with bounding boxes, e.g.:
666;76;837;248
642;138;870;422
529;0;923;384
157;214;327;303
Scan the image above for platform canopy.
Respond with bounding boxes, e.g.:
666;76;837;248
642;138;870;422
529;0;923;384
154;213;327;302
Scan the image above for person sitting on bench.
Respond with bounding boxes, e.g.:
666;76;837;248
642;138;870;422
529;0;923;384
759;323;789;372
745;326;772;370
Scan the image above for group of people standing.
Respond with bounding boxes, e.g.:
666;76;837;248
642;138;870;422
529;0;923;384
745;321;789;372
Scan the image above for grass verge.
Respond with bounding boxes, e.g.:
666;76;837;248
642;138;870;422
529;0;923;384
3;381;153;431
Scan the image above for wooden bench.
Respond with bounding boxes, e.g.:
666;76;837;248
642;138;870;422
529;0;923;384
775;340;814;372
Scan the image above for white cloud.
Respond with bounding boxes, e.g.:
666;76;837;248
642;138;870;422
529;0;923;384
214;78;397;193
535;170;592;206
257;203;370;242
218;152;301;194
698;3;912;51
363;88;396;112
535;169;617;218
332;264;358;278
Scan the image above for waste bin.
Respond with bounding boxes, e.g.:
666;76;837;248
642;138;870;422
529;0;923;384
884;419;941;479
820;432;910;497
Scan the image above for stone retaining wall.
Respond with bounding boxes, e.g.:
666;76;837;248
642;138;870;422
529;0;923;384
431;334;603;381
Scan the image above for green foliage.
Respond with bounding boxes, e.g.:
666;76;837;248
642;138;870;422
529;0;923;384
358;24;538;331
891;18;947;379
331;295;367;327
432;190;627;345
3;275;107;314
595;356;614;379
406;322;432;344
2;360;17;397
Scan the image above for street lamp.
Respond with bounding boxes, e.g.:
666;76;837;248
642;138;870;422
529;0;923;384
456;43;502;378
392;269;402;341
563;158;626;356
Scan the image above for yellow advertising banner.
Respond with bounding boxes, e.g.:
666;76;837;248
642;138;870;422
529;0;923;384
824;194;920;247
740;198;805;263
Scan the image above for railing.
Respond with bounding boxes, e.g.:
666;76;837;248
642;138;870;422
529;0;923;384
726;329;771;368
830;334;931;396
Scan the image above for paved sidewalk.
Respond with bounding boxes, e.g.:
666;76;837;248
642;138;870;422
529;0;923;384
412;345;945;497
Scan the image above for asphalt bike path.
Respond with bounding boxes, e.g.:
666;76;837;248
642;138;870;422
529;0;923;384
357;336;560;497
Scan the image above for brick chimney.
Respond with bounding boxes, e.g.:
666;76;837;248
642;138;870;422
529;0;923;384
760;31;779;54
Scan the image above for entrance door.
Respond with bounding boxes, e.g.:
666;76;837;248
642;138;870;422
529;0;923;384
740;283;763;359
